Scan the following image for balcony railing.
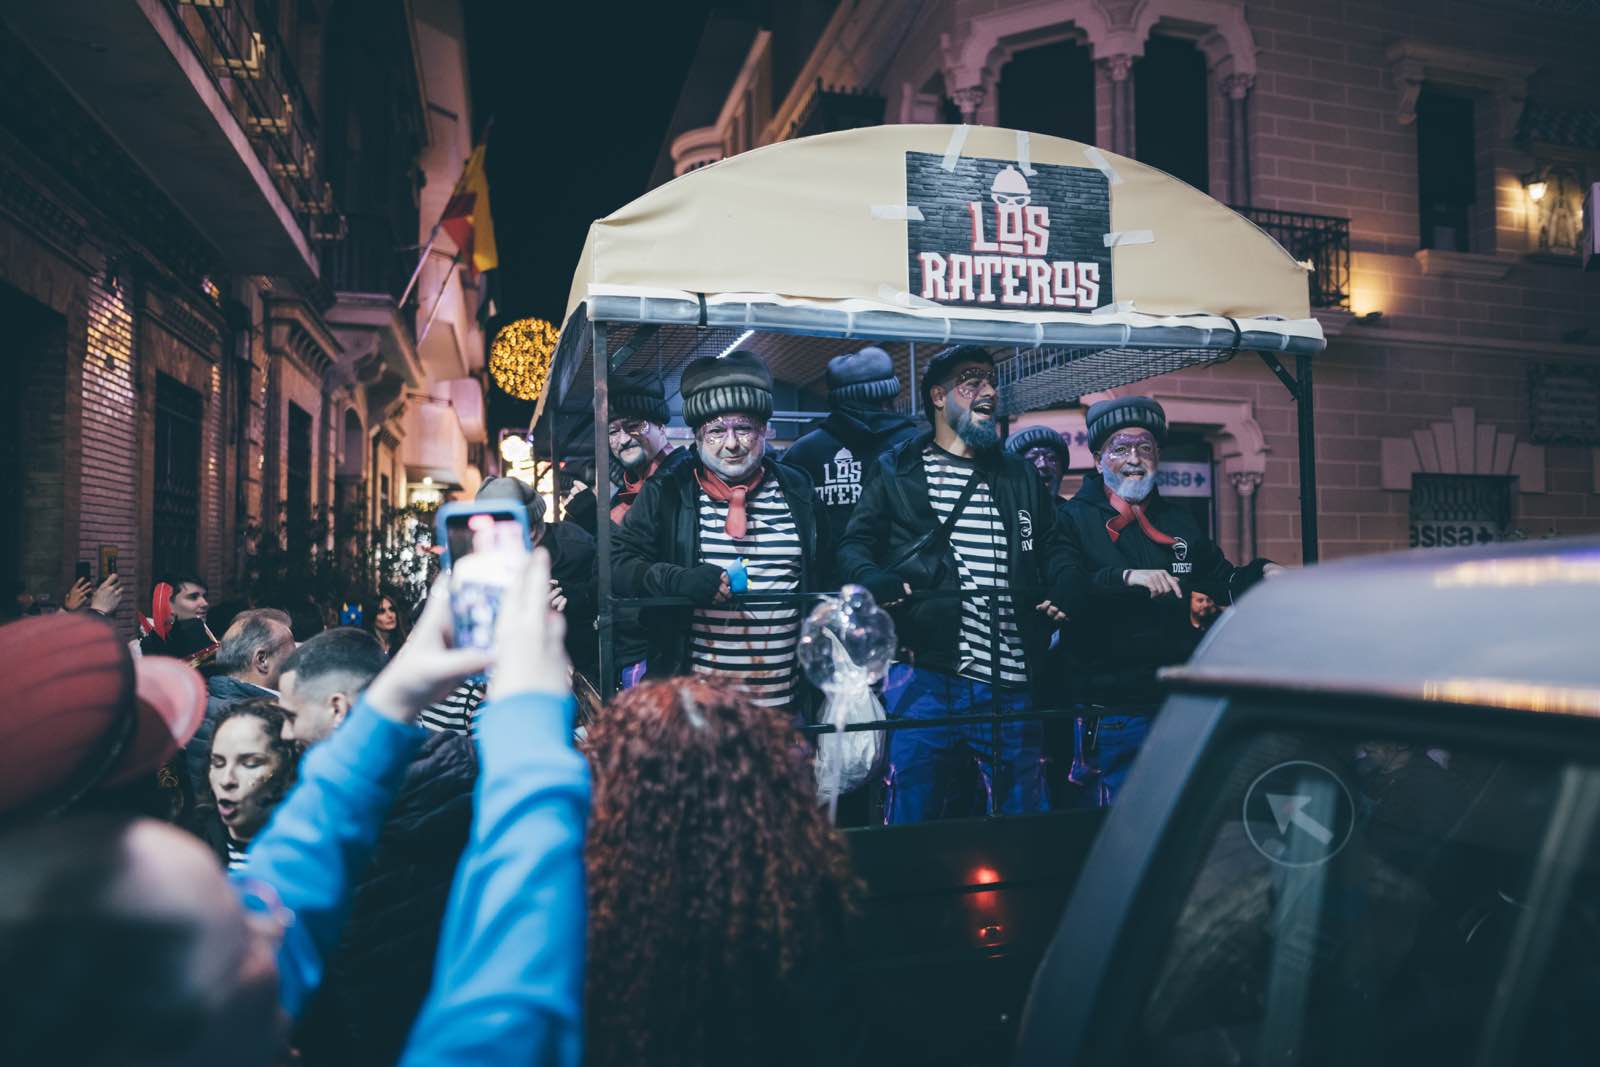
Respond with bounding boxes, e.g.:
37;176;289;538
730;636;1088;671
322;211;414;300
160;0;344;250
1231;206;1350;310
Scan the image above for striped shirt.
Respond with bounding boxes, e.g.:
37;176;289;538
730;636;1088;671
226;837;248;871
923;446;1028;689
420;681;485;736
690;478;803;708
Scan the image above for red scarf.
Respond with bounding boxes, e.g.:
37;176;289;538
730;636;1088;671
695;465;765;538
609;448;672;524
1105;487;1176;546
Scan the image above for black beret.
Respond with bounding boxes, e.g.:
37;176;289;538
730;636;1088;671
1085;396;1167;453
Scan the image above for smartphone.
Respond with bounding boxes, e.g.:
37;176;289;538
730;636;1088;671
435;502;532;675
76;560;93;585
435;501;533;570
100;545;119;578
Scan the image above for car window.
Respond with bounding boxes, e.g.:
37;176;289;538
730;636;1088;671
1121;726;1600;1067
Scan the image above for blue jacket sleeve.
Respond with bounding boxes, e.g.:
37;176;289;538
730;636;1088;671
234;702;424;1019
398;691;589;1067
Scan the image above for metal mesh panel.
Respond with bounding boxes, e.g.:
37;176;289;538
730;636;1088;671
998;345;1235;414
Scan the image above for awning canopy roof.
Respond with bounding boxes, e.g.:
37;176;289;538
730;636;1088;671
536;124;1324;430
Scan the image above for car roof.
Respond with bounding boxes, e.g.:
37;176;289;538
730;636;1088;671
1163;537;1600;717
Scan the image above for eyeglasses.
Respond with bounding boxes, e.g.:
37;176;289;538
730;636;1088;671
607;419;650;440
1106;441;1159;460
946;369;998;397
700;421;764;446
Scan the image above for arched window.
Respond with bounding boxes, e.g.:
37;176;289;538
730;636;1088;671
1134;36;1209;191
997;40;1096;144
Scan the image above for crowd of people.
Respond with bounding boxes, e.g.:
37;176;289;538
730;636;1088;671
0;341;1282;1064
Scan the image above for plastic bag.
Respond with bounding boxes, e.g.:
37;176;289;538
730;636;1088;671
798;585;896;811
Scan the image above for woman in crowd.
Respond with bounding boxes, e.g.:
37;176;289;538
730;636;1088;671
197;699;299;869
366;589;410;659
583;677;864;1067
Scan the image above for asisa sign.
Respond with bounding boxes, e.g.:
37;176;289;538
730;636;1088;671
905;151;1113;311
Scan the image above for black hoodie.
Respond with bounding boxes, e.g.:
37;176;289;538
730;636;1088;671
782;406;921;583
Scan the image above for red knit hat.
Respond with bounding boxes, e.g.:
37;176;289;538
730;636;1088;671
0;613;206;818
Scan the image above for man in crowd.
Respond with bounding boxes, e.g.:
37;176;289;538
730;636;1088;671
0;552;587;1065
1058;396;1280;805
137;573;215;658
278;627;478;1066
839;345;1070;824
606;369;680;523
615;350;826;711
184;608;296;805
604;369;686;686
783;346;920;574
1005;425;1074;510
477;474;599;680
1005;424;1078;806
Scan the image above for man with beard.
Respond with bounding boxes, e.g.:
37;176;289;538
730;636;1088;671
603;370;686;686
614;350;825;710
606;370;680;523
838;346;1071;824
1058;396;1281;805
782;346;920;578
1005;425;1073;510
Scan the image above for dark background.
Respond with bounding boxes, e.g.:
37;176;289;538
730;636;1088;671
464;0;718;436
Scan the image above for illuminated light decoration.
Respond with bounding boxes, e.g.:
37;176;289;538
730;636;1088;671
499;434;533;464
490;317;559;401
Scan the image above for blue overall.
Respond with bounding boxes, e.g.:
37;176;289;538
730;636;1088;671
882;662;1046;824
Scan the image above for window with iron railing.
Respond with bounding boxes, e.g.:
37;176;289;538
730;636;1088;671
1231;206;1352;310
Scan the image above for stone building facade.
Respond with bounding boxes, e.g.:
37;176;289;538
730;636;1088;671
0;0;486;636
657;0;1600;564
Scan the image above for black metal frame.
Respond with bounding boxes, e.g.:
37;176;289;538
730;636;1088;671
586;312;1326;732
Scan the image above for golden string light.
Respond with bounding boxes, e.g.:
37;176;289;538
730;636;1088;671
490;317;558;401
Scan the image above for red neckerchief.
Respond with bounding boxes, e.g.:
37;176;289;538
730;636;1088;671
609;448;672;523
1105;487;1176;546
694;465;765;538
137;582;174;640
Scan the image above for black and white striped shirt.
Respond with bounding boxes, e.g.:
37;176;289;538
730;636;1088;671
923;446;1028;689
420;682;485;736
690;479;803;708
226;837;248;871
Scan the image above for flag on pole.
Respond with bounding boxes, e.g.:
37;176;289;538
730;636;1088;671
440;144;498;277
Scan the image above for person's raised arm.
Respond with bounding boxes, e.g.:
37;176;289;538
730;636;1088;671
400;549;589;1066
238;578;492;1018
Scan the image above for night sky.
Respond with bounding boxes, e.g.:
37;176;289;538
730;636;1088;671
465;1;717;437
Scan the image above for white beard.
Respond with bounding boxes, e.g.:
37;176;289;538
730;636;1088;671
1101;456;1155;502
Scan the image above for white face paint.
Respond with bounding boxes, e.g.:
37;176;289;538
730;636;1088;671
696;416;767;480
1099;428;1159;502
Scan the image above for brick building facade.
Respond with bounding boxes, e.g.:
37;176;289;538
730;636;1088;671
0;0;486;635
658;0;1600;564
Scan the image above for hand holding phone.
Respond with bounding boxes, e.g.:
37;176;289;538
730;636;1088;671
364;573;496;727
490;548;570;701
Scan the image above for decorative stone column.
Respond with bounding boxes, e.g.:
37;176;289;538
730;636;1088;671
950;85;986;123
1230;470;1263;559
1222;73;1255;205
1098;55;1135;156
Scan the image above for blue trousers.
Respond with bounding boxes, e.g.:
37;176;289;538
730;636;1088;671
882;663;1045;825
1067;712;1152;807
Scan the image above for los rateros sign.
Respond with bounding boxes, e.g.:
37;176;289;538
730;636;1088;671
905;151;1112;311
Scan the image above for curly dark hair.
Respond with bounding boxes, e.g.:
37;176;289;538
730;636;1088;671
206;699;300;825
583;677;862;1067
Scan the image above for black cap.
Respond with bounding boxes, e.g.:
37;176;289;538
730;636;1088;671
679;350;774;429
610;370;669;426
920;345;994;423
1085;396;1167;453
826;346;900;405
1005;425;1071;461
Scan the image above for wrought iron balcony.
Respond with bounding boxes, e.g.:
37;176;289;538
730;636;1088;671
322;211;414;301
1231;206;1351;310
162;0;344;250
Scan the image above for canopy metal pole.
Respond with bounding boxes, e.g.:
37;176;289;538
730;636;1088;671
1296;353;1319;564
593;323;615;696
548;404;561;522
907;341;917;416
1258;350;1320;565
